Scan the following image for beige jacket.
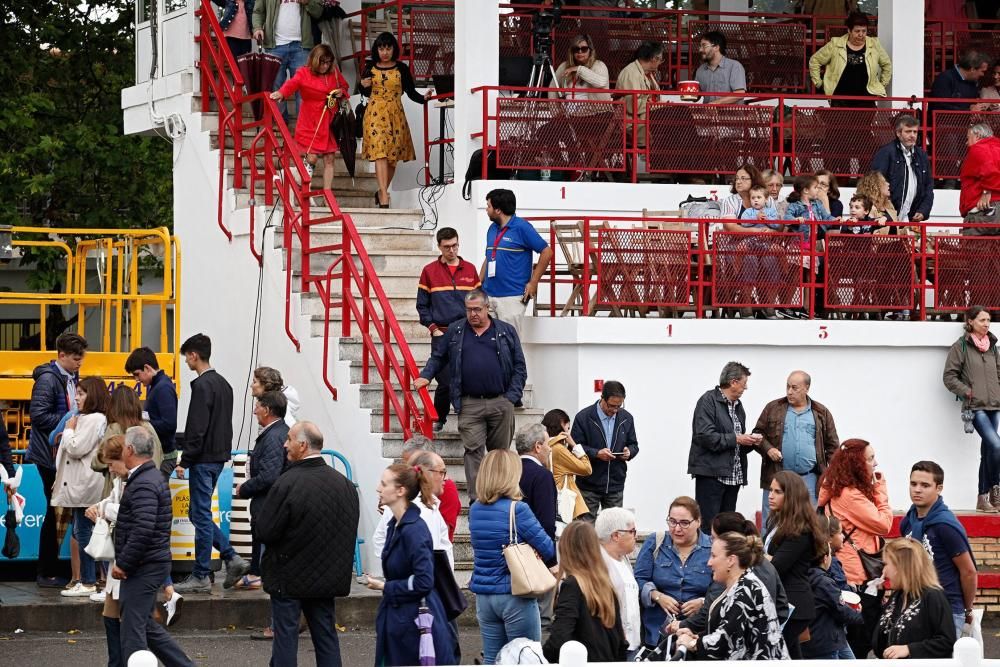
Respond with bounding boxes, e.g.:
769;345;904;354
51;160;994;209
615;60;660;147
52;412;107;507
549;435;593;519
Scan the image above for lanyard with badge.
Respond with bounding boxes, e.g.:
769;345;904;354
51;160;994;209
487;222;509;279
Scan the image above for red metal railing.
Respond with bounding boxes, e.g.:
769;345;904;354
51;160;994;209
926;17;1000;92
342;0;453;82
422;91;455;186
472;86;988;181
535;216;1000;321
196;0;436;438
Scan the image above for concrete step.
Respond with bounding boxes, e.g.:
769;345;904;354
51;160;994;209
315;318;427;341
289;247;439;276
369;406;545;434
246;202;425;229
343;339;432;366
223;152;376;176
301;291;418;319
234;191;386;211
288;228;433;254
228;173;378;193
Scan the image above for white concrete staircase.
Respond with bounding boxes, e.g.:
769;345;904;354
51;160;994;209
200;104;543;585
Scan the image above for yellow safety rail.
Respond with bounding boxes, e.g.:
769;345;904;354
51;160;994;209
0;227;181;450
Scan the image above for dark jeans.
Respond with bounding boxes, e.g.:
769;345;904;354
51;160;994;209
783;617;808;660
579;486;624;518
188;462;236;578
847;588;884;659
431;334;452;425
72;507;97;584
119;561;193;666
104;616;123;667
973;410;1000;494
226;36;251;60
271;595;342;667
694;476;741;534
250;506;263;577
37;465;60;577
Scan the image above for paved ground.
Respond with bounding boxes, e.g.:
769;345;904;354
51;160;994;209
0;627;485;666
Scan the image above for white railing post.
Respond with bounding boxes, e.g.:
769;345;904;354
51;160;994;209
954;637;984;667
558;640;588;666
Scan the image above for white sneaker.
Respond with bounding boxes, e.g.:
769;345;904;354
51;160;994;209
89;591;107;603
164;591;183;626
61;582;97;597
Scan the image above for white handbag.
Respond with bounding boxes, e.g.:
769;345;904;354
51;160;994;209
557;475;577;523
85;517;115;561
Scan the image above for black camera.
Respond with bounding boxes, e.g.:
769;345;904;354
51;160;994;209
531;0;562;44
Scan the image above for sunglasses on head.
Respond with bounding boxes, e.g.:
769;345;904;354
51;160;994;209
572;45;590;53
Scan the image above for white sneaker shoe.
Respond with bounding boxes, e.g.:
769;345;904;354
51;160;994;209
89;591;107;603
61;582;97;597
164;591;183;626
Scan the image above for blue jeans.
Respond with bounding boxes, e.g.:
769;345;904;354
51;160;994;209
188;462;236;578
761;471;817;527
476;593;540;665
837;645;856;659
954;612;966;640
73;507;96;584
973;410;1000;494
266;41;308;122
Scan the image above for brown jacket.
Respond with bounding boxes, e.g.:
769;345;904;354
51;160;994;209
751;397;840;490
943;333;1000;411
549;434;593;519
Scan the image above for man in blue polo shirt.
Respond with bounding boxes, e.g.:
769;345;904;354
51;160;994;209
480;188;553;336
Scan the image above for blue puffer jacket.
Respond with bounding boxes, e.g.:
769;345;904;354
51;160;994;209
469;498;555;595
27;362;73;471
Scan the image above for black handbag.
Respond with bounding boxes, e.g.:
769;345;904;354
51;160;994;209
845;527;884;581
354;98;367;139
433;550;467;620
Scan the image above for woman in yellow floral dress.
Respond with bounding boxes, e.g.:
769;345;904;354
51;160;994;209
360;32;430;208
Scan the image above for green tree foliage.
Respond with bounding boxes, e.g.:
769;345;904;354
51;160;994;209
0;0;172;286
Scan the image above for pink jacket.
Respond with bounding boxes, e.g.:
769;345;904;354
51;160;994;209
817;475;892;587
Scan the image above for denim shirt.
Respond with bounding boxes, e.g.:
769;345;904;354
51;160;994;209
782;401;817;475
784;200;834;244
633;531;713;645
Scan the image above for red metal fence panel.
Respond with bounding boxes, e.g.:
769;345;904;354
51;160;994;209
930;110;1000;179
790;107;899;177
824;234;914;311
686;20;809;93
647;103;773;174
711;232;803;308
933;236;1000;311
410;10;454;80
495;98;627;173
595;229;693;308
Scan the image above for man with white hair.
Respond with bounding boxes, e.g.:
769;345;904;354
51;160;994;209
960;123;1000;235
596;507;641;658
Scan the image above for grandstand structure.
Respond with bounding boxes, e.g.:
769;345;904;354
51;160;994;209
110;0;1000;594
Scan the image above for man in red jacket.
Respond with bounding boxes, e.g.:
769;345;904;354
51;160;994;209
959;123;1000;231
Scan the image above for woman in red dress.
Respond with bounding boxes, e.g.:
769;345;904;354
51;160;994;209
270;44;349;193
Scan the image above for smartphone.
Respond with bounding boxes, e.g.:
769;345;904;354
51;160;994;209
521;293;533;305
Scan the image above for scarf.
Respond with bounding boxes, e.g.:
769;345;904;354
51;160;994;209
899;497;972;556
971;332;991;353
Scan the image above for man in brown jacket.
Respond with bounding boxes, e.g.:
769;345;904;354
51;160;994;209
752;370;840;525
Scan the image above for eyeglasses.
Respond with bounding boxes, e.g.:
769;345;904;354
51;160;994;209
601;399;624;412
616;528;637;536
572;46;591;53
668;518;696;529
734;176;752;182
319;58;333;65
427;467;448;478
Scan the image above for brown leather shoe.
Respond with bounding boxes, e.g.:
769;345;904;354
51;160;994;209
991;485;1000;510
977;493;998;513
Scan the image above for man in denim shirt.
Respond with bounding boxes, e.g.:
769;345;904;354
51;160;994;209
752;371;840;525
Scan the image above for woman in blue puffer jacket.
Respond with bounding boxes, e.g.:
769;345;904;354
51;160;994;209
470;449;556;665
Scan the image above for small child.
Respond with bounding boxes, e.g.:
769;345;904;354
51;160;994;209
739;186;782;229
802;545;864;659
838;194;894;235
825;515;849;591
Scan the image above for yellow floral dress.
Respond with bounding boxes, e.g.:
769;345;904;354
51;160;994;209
362;64;419;165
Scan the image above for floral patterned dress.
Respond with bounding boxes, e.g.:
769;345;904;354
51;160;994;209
698;570;789;660
361;62;426;165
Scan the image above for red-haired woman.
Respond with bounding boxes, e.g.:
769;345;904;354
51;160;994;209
817;438;892;659
270;44;349;193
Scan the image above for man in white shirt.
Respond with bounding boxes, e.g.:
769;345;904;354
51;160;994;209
251;0;323;122
596;507;642;659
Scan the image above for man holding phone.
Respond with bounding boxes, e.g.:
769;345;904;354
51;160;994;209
480;189;553;337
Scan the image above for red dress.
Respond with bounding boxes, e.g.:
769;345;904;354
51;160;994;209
278;66;349;155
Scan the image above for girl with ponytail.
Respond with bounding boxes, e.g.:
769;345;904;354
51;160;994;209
675;532;788;660
368;463;458;666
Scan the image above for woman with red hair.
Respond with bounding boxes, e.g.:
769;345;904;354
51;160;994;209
817;438;892;659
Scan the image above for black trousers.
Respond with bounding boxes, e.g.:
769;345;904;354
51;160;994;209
37;465;60;577
783;617;809;660
119;561;193;666
271;595;342;667
694;476;741;534
847;588;884;659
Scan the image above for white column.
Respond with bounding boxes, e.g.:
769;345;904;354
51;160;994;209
453;0;499;192
878;0;925;104
709;0;747;13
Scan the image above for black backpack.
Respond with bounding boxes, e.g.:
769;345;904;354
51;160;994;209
462;149;500;200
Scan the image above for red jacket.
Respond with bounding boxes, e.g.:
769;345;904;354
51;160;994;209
416;257;481;333
960;135;1000;216
438;478;460;541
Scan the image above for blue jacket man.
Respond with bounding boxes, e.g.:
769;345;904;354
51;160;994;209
125;346;178;474
870;116;934;222
571;381;639;516
415;288;527;502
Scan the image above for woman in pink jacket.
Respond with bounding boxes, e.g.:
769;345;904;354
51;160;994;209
817;437;892;659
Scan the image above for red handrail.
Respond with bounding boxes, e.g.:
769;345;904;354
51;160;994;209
197;0;436;438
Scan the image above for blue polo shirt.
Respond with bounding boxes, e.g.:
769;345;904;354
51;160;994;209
483;215;549;298
461;321;505;397
782;402;816;475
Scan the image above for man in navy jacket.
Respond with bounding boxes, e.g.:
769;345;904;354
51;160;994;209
114;426;193;666
125;346;178;476
571;381;639;517
28;332;86;587
928;49;989;117
870;114;934;223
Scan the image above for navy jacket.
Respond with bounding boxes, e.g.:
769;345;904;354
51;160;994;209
375;504;458;666
181;369;234;465
519;456;558;562
870;139;934;221
27;362;73;470
469;498;555;595
237;419;290;518
571;402;639;495
688;388;748;480
416;256;481;333
419;317;527;413
211;0;255;30
929;66;980;114
114;460;172;574
146;370;178;455
802;567;862;658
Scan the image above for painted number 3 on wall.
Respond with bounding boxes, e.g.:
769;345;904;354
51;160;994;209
818;325;829;340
